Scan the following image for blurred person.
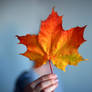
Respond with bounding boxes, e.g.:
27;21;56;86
14;62;63;92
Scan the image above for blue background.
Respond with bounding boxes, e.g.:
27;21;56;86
0;0;92;92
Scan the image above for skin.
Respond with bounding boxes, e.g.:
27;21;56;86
24;73;58;92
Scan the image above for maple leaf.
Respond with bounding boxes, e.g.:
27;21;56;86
16;7;87;72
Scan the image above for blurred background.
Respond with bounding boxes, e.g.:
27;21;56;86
0;0;92;92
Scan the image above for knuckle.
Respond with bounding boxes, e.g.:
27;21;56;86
39;82;44;88
40;77;44;81
48;74;52;79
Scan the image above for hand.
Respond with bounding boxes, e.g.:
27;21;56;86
24;74;58;92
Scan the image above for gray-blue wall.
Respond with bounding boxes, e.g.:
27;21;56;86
0;0;92;92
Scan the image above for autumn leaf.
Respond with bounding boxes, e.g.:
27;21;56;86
16;7;87;72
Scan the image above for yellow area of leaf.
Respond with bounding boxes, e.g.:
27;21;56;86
16;7;87;71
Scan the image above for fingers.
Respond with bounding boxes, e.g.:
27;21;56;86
35;82;58;92
42;83;58;92
39;74;57;82
30;74;58;92
35;78;58;91
30;74;57;89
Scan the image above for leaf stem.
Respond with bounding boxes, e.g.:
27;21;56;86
49;59;53;74
49;59;54;92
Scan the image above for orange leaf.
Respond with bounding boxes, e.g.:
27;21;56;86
16;34;48;68
16;7;87;72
